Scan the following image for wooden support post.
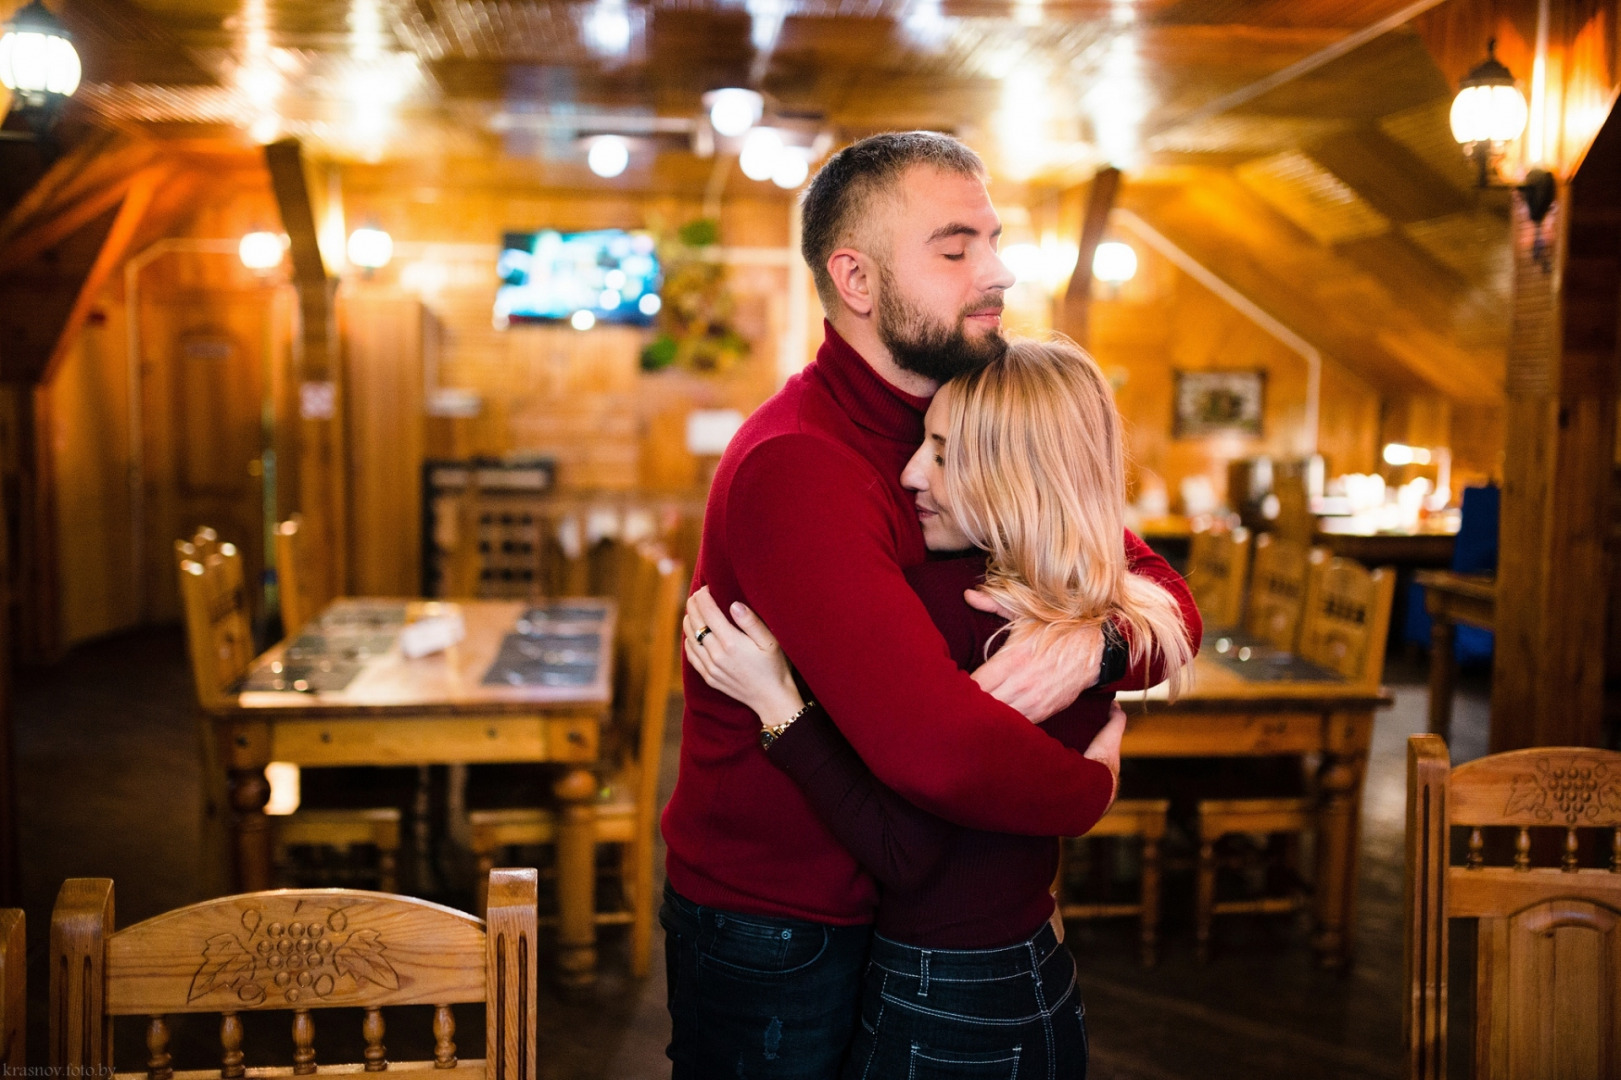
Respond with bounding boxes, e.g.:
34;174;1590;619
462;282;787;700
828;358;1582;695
1058;166;1120;347
264;140;346;602
1491;103;1621;750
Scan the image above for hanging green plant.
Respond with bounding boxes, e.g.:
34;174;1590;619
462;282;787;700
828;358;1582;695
640;217;751;374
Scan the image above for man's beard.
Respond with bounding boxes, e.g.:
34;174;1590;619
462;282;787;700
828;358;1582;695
876;267;1007;384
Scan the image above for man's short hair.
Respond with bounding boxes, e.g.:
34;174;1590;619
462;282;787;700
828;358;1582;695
800;131;986;312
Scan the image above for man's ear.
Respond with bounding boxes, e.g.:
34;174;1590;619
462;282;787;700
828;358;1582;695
827;249;874;318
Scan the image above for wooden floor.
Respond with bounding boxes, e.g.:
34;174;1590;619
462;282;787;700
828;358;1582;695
10;628;1493;1080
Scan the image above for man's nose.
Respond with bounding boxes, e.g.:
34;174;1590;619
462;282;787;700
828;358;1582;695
983;249;1016;293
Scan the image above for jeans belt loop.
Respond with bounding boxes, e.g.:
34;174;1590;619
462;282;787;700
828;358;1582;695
918;951;930;998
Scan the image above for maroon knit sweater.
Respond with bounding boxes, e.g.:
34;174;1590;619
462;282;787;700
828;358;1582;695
769;555;1144;948
662;322;1200;926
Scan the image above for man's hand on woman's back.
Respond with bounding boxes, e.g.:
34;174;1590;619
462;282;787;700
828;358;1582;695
964;588;1104;722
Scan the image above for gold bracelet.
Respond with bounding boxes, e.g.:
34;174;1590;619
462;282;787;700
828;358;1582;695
759;700;815;750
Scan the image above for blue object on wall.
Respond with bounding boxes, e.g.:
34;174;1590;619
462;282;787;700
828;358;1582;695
1404;484;1498;666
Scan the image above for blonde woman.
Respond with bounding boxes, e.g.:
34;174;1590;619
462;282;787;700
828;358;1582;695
685;337;1199;1079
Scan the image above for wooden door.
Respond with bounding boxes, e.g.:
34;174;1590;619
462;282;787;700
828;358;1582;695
156;297;272;621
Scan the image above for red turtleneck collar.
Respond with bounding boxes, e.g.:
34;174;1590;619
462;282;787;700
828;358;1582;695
811;320;934;440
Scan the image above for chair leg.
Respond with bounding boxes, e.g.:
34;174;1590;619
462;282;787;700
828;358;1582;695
1196;837;1217;964
475;852;495;917
629;836;654;978
378;845;398;894
1139;835;1161;968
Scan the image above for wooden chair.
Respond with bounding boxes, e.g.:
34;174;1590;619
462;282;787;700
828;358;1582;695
174;525;221;565
1244;533;1314;653
1;908;22;1072
470;545;684;977
1187;524;1251;632
274;515;315;635
273;809;402;892
1297;554;1397;687
1055;799;1171;966
49;870;537;1080
177;541;401;892
1195;554;1396;960
1406;735;1621;1079
177;545;255;714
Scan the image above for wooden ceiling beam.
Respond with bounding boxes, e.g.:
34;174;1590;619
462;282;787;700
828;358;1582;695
38;166;165;386
1059;166;1120;346
263;137;347;600
0;178;134;277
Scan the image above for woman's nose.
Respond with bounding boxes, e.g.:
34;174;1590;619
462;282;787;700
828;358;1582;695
900;450;928;492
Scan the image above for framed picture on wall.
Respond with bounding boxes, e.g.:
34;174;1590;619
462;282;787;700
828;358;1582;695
1173;370;1265;438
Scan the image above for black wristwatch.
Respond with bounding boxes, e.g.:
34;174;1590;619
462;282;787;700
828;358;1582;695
1097;621;1129;687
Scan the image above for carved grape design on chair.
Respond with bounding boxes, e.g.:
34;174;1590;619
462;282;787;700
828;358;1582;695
188;904;400;1005
1504;759;1620;826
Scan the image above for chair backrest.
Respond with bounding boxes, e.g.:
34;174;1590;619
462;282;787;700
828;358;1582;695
629;549;685;836
1243;534;1314;652
50;871;538;1080
1405;735;1621;1080
1;908;22;1073
1297;553;1395;685
1187;525;1251;632
275;515;315;635
177;547;256;711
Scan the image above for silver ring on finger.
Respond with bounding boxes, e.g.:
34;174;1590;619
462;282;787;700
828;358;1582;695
695;625;713;647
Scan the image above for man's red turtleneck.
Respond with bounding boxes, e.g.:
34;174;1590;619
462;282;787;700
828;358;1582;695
661;322;1200;925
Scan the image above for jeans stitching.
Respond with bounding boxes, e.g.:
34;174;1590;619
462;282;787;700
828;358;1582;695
878;991;1043;1026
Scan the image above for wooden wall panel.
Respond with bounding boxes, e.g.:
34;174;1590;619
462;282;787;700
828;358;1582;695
339;173;796;496
1091;239;1382;510
50;312;138;646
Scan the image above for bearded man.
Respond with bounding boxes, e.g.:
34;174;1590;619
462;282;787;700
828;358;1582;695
658;131;1165;1078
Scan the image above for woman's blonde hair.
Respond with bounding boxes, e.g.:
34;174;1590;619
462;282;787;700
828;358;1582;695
939;336;1194;698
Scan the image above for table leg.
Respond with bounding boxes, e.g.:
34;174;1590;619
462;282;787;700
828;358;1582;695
1427;616;1457;742
553;767;598;991
228;766;273;891
1312;712;1373;970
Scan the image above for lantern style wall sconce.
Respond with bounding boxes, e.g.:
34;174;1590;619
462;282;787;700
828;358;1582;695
1449;39;1528;188
0;1;82;141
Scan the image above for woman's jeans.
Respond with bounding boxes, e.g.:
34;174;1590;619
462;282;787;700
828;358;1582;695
661;883;873;1080
844;920;1087;1080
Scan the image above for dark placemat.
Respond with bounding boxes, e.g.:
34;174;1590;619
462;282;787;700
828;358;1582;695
240;660;365;694
284;632;399;662
1212;651;1343;683
317;602;409;631
484;632;603;687
517;604;608;634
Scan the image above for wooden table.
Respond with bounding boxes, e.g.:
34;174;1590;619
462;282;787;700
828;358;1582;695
1414;570;1496;743
1313;521;1457;568
1120;651;1393;969
221;597;615;989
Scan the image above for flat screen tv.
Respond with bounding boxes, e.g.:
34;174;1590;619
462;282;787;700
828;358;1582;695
494;229;661;327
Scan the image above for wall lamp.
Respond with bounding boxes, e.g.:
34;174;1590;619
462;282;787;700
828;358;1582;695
0;1;82;143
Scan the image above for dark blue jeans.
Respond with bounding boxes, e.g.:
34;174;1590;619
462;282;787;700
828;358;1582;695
661;883;873;1080
844;921;1087;1080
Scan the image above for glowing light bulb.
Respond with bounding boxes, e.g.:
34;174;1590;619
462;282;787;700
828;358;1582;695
707;88;763;138
739;127;784;182
771;149;809;189
239;231;285;272
587;135;630;178
1092;242;1137;285
346;226;393;270
571;309;597;331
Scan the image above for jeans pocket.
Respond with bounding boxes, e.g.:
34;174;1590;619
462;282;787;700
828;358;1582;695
698;915;832;978
909;1043;1022;1080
